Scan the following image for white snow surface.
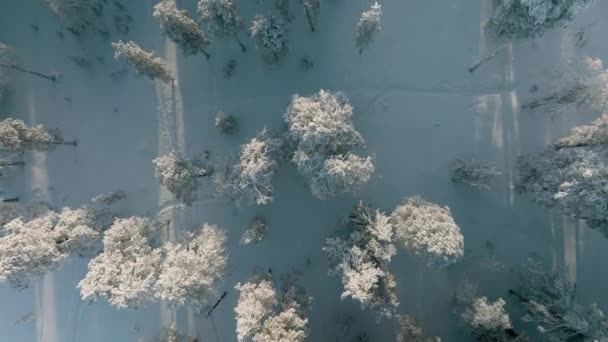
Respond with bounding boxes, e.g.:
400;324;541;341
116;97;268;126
1;0;608;341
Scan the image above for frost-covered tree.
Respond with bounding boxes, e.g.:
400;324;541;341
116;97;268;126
197;0;246;52
454;280;526;342
214;128;282;206
395;314;442;342
285;90;374;200
153;0;211;58
0;118;76;152
215;110;238;134
522;57;608;114
44;0;106;36
516;147;608;237
450;158;501;190
79;217;162;309
91;189;127;205
241;215;269;246
153;151;210;205
250;15;288;64
555;114;608;149
391;197;464;269
0;207;102;289
112;40;174;83
235;278;278;341
234;276;310;342
354;2;382;54
510;260;608;342
303;0;320;32
323;202;398;320
487;0;592;40
156;224;227;312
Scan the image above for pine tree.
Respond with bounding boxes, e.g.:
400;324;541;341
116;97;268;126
303;0;320;32
214;128;282;206
323;202;399;320
0;118;76;152
250;15;288;64
153;151;210;205
198;0;246;52
354;2;382;54
112;40;174;83
285;90;374;199
391;197;464;269
487;0;592;41
153;0;211;58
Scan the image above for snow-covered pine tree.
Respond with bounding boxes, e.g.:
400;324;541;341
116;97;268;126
323;202;399;320
450;158;501;190
522;57;608;114
214;128;282;206
234;275;310;342
112;40;174;83
198;0;246;52
215;110;238;134
516;147;608;237
555;114;608;149
510;260;608;341
391;196;464;269
153;151;210;206
78;216;162;308
156;224;227;313
250;15;288;64
0;118;76;152
395;314;442;342
303;0;320;32
487;0;592;41
153;0;211;58
0;207;103;289
354;2;382;54
454;280;525;342
285;90;374;200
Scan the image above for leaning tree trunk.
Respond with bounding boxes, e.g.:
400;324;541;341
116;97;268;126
0;64;58;82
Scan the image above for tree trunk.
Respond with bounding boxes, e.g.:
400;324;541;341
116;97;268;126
0;64;58;82
305;7;315;32
234;35;246;53
468;45;507;73
206;291;228;318
201;49;211;60
55;140;78;147
0;161;25;167
2;197;19;202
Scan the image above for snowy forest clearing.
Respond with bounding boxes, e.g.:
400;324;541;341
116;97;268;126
1;0;608;341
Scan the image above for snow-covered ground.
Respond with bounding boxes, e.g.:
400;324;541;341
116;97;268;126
1;0;608;341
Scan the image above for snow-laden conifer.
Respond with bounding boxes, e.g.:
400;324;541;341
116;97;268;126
395;314;442;342
78;217;161;309
303;0;320;32
112;40;174;83
156;224;227;312
215;128;282;206
354;2;382;54
250;15;288;64
0;207;102;289
323;202;398;320
555;114;608;149
153;151;210;205
391;197;464;269
198;0;246;52
516;147;608;236
153;0;211;58
235;276;310;342
487;0;592;40
285;90;374;199
0;118;75;152
450;158;501;190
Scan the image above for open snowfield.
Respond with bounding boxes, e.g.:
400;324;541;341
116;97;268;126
1;0;608;341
